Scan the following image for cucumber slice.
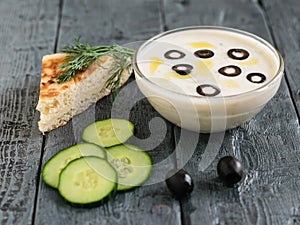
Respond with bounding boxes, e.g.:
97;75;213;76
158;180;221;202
82;118;134;147
106;144;152;191
42;143;106;188
58;156;117;206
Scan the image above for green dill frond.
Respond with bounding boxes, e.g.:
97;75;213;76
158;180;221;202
57;38;135;86
105;50;133;95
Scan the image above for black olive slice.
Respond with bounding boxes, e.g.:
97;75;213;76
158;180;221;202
164;50;186;59
194;49;214;59
196;84;221;97
218;65;242;77
227;48;249;60
172;64;193;75
246;73;266;83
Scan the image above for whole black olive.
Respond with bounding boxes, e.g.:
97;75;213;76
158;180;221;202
217;156;244;186
165;169;194;199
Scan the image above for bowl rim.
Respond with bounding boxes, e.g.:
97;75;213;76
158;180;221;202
133;26;284;100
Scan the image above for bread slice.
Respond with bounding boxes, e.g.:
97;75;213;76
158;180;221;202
36;53;132;133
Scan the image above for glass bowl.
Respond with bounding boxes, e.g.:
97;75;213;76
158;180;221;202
133;26;284;133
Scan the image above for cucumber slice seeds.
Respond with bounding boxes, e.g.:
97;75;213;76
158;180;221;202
58;156;117;206
107;144;152;191
82;118;134;147
42;143;106;188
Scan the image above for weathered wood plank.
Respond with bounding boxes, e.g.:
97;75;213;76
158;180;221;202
34;0;181;225
260;0;300;119
163;0;300;224
0;0;60;224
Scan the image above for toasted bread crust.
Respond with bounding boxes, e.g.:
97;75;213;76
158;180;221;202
39;53;110;99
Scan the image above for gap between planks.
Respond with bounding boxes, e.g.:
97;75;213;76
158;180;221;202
31;0;65;224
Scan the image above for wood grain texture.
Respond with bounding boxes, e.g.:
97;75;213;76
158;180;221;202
0;0;60;224
34;0;181;225
0;0;299;225
163;0;300;224
260;0;300;119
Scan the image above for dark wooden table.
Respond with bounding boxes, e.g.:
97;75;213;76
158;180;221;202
1;0;300;224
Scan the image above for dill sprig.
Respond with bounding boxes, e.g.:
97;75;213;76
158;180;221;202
105;51;132;96
57;38;135;92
